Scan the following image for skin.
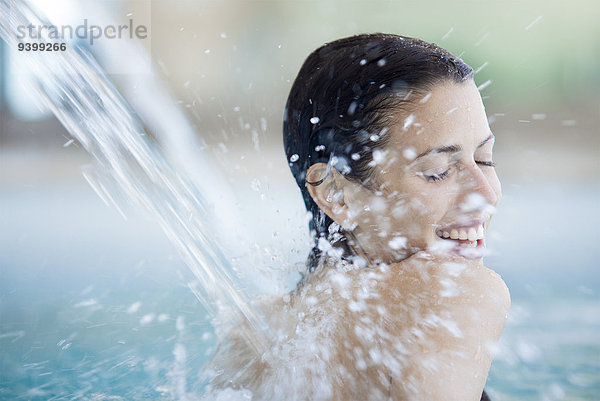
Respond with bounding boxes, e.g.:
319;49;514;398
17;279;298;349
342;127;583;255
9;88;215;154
306;79;501;265
302;79;510;399
294;252;511;400
210;80;510;401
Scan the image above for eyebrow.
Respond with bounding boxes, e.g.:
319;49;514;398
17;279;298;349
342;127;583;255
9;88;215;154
415;133;494;159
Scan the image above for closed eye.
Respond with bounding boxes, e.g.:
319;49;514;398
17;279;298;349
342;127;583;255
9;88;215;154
476;160;496;167
424;169;450;182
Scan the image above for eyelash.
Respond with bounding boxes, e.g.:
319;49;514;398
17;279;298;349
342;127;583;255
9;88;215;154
424;160;496;182
425;170;450;182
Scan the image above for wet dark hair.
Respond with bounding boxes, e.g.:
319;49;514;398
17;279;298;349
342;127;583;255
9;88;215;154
283;33;474;272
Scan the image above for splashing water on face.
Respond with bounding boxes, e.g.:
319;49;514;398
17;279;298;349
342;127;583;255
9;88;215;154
0;0;269;353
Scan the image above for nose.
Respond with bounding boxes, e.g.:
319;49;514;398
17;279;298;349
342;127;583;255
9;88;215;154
456;162;500;208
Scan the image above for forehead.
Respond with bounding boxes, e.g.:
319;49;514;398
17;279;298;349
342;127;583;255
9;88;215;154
386;80;492;154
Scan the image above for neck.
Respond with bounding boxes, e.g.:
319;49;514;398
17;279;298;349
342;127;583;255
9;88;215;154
342;227;414;267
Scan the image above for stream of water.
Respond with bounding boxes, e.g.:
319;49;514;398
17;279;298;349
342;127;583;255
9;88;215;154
0;0;269;353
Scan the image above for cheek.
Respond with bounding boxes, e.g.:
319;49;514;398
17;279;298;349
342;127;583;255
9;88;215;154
389;184;451;234
408;181;455;218
487;170;502;202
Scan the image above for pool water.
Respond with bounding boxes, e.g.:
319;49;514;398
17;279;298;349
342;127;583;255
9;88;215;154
1;176;598;400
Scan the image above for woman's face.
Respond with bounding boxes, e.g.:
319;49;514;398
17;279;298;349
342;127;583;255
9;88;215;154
341;80;501;263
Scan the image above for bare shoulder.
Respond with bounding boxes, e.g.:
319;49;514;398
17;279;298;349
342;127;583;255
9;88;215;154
340;253;511;400
300;253;511;322
239;256;512;400
480;263;511;311
384;252;510;310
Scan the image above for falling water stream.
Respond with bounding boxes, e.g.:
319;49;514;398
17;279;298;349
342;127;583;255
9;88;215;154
0;0;269;357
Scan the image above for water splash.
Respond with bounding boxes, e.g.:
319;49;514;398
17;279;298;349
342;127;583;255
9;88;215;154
0;0;269;352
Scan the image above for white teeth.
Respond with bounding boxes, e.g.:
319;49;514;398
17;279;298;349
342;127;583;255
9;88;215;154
439;223;485;243
477;224;484;239
467;227;477;241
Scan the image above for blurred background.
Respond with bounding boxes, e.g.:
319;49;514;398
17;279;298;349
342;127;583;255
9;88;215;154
1;0;598;399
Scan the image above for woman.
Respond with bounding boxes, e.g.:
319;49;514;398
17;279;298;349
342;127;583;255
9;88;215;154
207;33;510;401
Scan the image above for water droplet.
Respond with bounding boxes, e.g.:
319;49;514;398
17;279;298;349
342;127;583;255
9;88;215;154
310;116;320;124
442;27;454;40
474;61;489;75
260;117;267;132
127;301;142;314
140;313;155;325
402;114;415;131
474;32;490;47
372;149;386;164
290;154;299;162
347;101;357;115
446;106;458;115
403;147;417;160
359;59;367;65
250;178;261;192
525;15;543;31
477;79;492;91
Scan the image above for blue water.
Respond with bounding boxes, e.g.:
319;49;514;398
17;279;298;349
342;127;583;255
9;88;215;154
0;183;216;400
1;178;599;400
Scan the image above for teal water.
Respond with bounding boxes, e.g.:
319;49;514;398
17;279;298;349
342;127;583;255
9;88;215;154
1;181;598;400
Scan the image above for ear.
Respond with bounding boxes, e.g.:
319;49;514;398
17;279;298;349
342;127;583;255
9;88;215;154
305;163;358;230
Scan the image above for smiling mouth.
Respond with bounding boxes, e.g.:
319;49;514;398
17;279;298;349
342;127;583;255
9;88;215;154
436;222;486;249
